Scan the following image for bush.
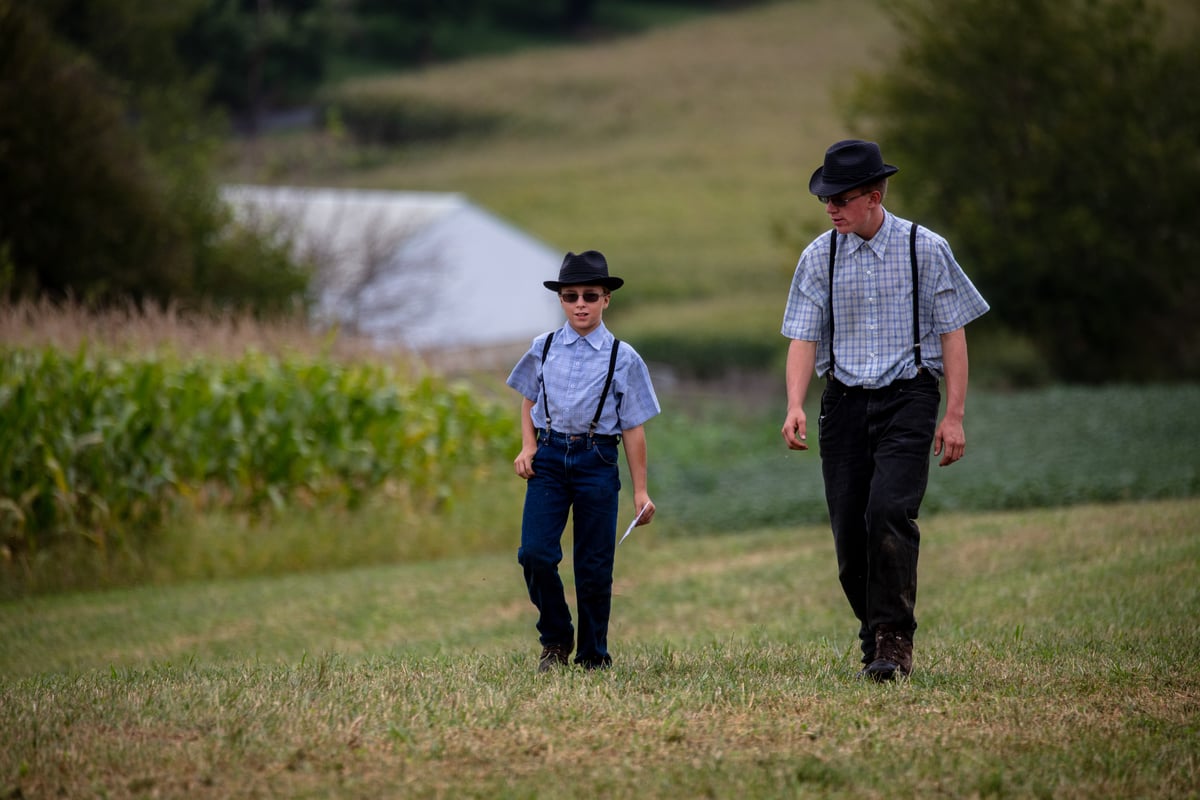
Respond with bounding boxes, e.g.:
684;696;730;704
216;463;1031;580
0;1;311;314
0;347;515;563
849;0;1200;382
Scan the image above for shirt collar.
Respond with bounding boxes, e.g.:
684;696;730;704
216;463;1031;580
558;321;611;350
843;209;897;259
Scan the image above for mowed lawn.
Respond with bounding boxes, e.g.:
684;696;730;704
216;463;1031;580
3;498;1197;798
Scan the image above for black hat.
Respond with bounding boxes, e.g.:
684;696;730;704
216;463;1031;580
809;139;899;197
543;250;624;292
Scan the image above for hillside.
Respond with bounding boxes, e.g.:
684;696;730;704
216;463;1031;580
223;0;899;362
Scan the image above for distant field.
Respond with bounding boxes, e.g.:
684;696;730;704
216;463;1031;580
223;0;901;355
648;382;1200;536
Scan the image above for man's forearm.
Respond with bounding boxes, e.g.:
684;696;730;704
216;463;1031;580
940;328;969;420
786;339;818;410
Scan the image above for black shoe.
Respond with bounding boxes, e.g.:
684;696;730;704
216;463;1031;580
537;644;572;673
863;657;900;682
864;629;913;682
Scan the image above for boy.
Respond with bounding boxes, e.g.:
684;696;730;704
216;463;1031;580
506;250;660;672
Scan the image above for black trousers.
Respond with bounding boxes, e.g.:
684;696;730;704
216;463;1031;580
818;372;940;664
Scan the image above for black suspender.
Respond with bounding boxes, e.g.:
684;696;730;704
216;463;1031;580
594;339;621;434
827;221;922;378
538;332;621;435
909;221;922;369
826;228;839;376
539;333;554;430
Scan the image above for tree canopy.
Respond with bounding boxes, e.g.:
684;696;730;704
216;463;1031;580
0;0;307;312
853;0;1200;382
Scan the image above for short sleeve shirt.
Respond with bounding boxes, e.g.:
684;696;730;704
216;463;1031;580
781;211;990;388
507;322;660;435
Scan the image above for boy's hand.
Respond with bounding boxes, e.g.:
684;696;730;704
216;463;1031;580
513;446;537;479
634;495;655;526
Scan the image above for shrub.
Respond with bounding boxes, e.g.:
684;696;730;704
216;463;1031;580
0;347;515;562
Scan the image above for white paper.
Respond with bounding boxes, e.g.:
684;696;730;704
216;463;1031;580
618;504;649;547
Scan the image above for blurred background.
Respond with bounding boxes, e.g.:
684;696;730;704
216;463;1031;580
2;0;1198;594
5;0;1198;384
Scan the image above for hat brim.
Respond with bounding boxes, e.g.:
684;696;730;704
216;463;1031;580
808;164;899;197
544;277;624;291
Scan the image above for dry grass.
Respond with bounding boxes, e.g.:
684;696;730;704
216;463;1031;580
0;297;528;375
0;297;359;361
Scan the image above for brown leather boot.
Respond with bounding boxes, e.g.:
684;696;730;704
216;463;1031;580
863;629;913;682
537;643;572;673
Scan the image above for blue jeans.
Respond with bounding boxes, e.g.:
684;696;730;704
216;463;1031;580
518;430;621;667
818;372;940;664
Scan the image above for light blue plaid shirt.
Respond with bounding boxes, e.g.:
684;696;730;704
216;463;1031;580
781;211;990;388
507;322;660;435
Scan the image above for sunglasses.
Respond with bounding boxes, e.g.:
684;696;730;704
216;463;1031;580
818;190;872;208
559;291;605;303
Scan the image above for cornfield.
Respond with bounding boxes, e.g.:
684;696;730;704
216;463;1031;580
0;347;514;557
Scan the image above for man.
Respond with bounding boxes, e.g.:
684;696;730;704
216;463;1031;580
780;139;990;680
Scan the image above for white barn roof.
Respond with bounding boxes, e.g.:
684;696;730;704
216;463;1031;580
222;185;563;354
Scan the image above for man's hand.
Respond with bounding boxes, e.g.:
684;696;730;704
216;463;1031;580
782;408;809;451
933;416;965;466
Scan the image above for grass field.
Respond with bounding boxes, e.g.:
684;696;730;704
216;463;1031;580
3;498;1197;797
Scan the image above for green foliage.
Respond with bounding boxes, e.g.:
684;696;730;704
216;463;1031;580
325;0;753;76
0;0;310;313
0;347;513;563
648;382;1200;537
178;0;331;123
849;0;1200;382
342;0;486;67
0;0;195;302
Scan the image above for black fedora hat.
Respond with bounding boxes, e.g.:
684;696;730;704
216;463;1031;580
544;250;624;292
809;139;899;197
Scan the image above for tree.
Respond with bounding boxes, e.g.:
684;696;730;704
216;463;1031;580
338;0;484;67
0;0;308;312
850;0;1200;382
178;0;330;132
0;0;191;301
